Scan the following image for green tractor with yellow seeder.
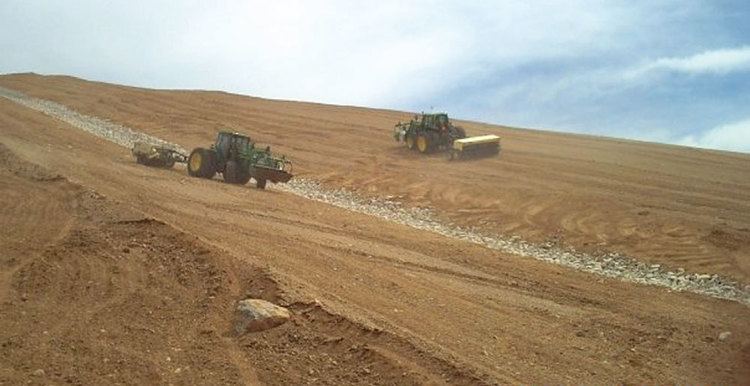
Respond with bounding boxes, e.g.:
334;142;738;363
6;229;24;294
394;113;500;160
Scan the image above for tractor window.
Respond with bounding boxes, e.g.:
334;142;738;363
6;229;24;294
234;136;249;150
216;134;231;156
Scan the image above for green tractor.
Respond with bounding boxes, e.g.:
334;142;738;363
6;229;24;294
187;131;293;189
393;113;466;153
393;112;501;159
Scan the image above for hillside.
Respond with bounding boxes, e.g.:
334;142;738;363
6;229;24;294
1;73;748;384
2;73;749;282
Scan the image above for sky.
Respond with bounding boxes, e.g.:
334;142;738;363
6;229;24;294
1;0;749;153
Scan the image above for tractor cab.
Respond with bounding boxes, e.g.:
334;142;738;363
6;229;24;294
419;113;449;130
214;131;252;163
433;113;449;127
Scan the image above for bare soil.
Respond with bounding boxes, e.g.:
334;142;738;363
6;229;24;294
1;74;749;384
2;73;749;283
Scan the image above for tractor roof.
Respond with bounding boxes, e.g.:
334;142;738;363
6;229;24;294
218;130;250;138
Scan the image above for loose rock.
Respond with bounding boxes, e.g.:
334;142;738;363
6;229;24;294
235;299;291;334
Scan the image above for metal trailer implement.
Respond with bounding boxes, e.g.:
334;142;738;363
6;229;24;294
132;141;188;168
393;112;500;159
187;131;293;189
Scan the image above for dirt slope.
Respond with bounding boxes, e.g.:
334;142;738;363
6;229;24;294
1;73;748;283
1;75;750;384
0;142;480;385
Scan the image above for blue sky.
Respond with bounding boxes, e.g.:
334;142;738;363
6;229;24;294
1;0;749;152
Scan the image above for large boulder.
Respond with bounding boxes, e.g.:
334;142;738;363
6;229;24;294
235;299;291;334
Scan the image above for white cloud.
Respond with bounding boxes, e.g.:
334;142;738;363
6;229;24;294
0;0;633;107
678;118;750;153
626;46;750;79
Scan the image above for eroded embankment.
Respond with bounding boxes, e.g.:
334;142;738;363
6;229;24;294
1;85;747;306
0;143;484;385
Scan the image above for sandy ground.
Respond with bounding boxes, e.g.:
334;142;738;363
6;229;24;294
1;74;749;284
1;74;749;384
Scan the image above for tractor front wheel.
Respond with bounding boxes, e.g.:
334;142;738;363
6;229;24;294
405;135;416;150
187;148;216;179
256;178;267;189
416;134;431;153
223;160;238;183
224;161;250;185
236;172;251;185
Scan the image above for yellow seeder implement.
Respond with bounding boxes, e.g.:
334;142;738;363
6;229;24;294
448;134;501;160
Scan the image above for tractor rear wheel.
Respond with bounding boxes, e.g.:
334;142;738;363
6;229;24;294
256;178;267;189
416;134;431;153
187;148;216;179
454;126;467;139
405;135;416;150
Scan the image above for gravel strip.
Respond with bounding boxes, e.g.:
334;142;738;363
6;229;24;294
0;86;185;153
2;85;748;305
279;180;750;305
